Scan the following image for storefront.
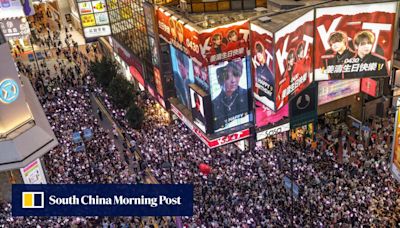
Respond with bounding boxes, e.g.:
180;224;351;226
256;122;290;149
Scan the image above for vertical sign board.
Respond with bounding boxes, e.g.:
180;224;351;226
20;158;47;184
391;98;400;181
0;43;33;136
290;83;318;144
209;57;252;133
314;2;397;81
76;0;111;41
274;10;314;111
251;23;275;111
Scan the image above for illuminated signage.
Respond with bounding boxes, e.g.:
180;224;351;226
391;98;400;181
171;104;250;148
314;2;397;81
257;122;290;141
318;79;360;105
0;78;19;104
76;0;111;40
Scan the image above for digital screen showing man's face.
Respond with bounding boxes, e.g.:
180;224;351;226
170;19;176;39
177;23;184;43
223;68;240;94
357;39;373;57
178;59;188;79
288;55;295;67
256;51;265;65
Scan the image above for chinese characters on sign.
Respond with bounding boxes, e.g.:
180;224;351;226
314;2;397;81
76;0;111;40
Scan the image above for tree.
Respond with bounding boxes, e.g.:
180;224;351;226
106;75;136;109
126;103;144;129
90;58;118;87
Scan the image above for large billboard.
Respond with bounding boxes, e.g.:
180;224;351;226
76;0;111;40
251;24;275;110
256;101;288;128
170;45;194;109
157;7;203;64
200;20;250;65
290;82;318;123
314;2;397;81
391;98;400;181
274;10;314;110
318;79;360;105
209;57;251;132
189;85;212;133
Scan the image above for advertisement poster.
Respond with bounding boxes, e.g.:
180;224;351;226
314;2;397;81
391;98;400;180
318;79;360;105
154;67;164;98
170;45;194;109
274;10;314;110
76;0;111;40
251;24;275;110
189;86;211;133
290;120;315;144
0;18;30;41
157;7;203;64
20;159;47;184
81;14;96;27
193;61;209;92
256;101;288;128
361;78;378;97
209;57;251;132
200;20;250;65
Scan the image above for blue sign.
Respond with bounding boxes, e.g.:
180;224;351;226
283;176;300;198
72;132;82;144
12;184;193;216
74;144;85;152
83;129;93;140
0;79;19;104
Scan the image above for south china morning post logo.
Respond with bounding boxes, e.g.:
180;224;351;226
12;184;193;216
22;192;44;209
0;79;19;104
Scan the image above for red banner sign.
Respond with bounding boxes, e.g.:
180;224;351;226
199;20;250;65
171;104;250;148
274;10;314;110
156;7;203;64
314;2;397;81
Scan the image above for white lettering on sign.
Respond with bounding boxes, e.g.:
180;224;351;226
257;123;290;141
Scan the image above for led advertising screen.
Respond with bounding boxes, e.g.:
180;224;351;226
256;101;288;128
189;85;212;133
193;61;209;92
200;20;250;65
157;7;203;64
153;67;164;98
391;98;400;180
251;24;275;110
170;45;194;109
314;2;397;81
209;57;251;132
318;79;360;105
274;10;314;111
290;120;315;144
290;82;318;123
361;78;378;97
76;0;111;40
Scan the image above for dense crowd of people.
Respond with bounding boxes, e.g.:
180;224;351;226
1;4;400;227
